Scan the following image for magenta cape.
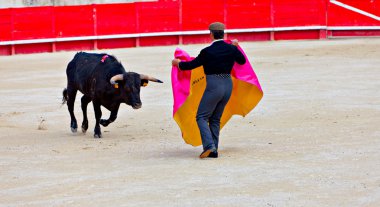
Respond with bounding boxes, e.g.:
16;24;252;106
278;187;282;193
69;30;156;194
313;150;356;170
171;43;263;146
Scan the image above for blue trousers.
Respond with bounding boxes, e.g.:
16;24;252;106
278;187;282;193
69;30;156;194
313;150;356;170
196;75;232;151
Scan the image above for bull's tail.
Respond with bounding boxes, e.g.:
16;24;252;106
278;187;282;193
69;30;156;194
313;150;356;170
62;88;68;105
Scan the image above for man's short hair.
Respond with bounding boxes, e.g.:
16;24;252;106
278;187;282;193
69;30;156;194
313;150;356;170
209;22;225;31
211;30;224;39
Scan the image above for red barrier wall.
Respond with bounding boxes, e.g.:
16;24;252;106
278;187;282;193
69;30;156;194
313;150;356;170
328;0;380;37
0;8;12;41
0;0;379;55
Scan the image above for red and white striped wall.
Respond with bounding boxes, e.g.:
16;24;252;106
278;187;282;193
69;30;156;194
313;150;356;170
0;0;379;55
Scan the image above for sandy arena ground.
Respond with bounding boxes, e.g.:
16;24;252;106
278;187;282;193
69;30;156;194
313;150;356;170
0;38;379;207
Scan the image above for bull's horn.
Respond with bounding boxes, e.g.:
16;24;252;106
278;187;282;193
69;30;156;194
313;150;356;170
140;74;163;83
110;74;124;84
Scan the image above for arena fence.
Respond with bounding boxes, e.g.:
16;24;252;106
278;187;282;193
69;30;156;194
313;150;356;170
0;0;379;55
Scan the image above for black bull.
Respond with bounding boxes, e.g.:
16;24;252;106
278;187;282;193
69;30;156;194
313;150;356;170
62;52;163;138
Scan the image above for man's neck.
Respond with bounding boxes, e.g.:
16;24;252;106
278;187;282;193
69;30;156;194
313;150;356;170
212;39;224;44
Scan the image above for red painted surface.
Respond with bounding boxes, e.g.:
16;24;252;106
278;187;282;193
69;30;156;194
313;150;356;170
331;30;380;37
96;3;137;35
181;0;224;31
97;38;136;49
139;36;178;46
139;36;179;47
137;1;180;33
328;0;380;26
0;45;11;55
12;6;54;40
226;0;272;29
55;5;94;37
14;43;52;54
0;8;12;41
227;32;271;42
272;0;326;27
55;40;94;52
274;30;321;40
182;34;210;45
337;0;380;16
0;0;379;55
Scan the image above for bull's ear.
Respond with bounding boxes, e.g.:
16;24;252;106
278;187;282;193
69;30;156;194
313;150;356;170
141;79;149;87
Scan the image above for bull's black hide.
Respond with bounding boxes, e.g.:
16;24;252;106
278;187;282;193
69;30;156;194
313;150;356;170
62;52;162;138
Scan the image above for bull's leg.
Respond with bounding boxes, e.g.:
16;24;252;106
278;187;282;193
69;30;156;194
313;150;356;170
92;101;102;138
100;104;120;127
66;87;78;132
81;95;92;133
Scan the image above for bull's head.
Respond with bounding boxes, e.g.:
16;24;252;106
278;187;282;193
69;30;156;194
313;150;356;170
110;72;163;109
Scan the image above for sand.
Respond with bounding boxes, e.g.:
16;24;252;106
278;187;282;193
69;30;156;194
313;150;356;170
0;38;379;207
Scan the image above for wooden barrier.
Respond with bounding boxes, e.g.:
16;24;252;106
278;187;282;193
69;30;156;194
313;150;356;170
0;0;379;55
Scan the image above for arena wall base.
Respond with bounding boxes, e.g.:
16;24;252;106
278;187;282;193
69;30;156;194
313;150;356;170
329;30;380;37
1;29;380;56
0;45;12;56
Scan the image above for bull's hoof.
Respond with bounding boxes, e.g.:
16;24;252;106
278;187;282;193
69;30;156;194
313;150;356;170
94;126;101;138
70;121;78;133
81;120;88;133
100;119;109;127
94;133;102;138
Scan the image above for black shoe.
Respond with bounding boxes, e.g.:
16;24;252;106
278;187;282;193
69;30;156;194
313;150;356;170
208;151;218;158
199;147;217;159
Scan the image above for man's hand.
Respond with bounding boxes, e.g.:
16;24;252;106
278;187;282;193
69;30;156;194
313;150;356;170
232;39;239;46
172;58;181;67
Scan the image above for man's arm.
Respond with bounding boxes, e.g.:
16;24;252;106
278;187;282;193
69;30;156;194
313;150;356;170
178;56;203;70
172;50;205;70
231;39;246;65
234;47;246;65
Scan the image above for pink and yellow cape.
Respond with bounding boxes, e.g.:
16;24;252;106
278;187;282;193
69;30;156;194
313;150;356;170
171;42;263;146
